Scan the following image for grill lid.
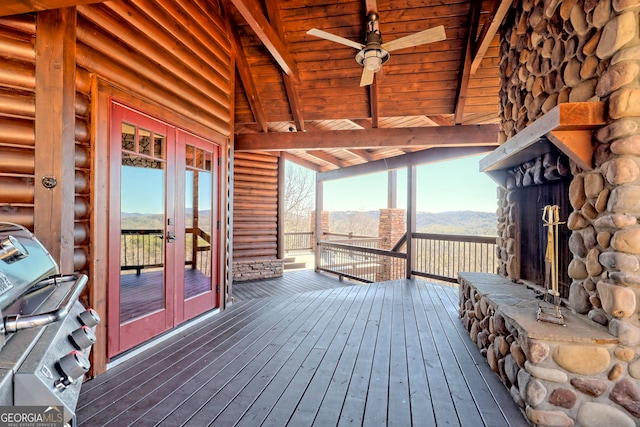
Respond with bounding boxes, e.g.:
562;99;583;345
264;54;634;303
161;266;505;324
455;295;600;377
0;223;58;312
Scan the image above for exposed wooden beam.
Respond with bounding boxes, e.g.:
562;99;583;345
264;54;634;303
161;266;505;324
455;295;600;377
235;124;500;151
305;150;350;168
318;146;496;181
228;0;299;79
427;115;454;126
0;0;104;16
229;22;268;133
348;148;377;161
454;0;482;125
281;152;322;172
264;1;305;132
471;0;513;74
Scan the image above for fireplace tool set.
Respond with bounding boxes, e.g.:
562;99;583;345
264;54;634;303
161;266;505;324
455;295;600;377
537;204;566;326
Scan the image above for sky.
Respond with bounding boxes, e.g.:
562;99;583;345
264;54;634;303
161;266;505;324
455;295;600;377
319;154;499;213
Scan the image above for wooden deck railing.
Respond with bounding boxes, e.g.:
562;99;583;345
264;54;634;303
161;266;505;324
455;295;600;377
284;231;313;253
317;241;406;283
316;232;497;284
120;228;211;275
412;233;498;283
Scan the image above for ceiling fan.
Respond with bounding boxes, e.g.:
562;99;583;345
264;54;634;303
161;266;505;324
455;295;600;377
307;12;446;87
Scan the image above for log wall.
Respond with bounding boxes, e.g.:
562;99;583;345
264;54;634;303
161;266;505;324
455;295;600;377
232;151;283;281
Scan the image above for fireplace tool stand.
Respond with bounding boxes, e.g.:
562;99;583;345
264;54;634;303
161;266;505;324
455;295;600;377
537;204;566;326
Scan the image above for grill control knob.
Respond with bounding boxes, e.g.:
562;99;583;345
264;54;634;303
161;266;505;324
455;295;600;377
58;350;90;381
78;308;100;328
70;326;96;350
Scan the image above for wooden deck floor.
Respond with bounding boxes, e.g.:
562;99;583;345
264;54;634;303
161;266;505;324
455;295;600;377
78;272;527;426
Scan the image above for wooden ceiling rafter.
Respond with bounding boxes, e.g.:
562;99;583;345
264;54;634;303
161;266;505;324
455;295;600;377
281;151;322;172
427;115;454;126
264;0;305;132
470;0;513;75
348;148;377;161
0;0;104;16
304;150;350;169
453;0;482;125
228;20;268;133
235;124;500;151
227;0;299;80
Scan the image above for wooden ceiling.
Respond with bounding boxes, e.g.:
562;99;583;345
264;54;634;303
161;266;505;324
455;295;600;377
228;0;509;172
2;0;509;173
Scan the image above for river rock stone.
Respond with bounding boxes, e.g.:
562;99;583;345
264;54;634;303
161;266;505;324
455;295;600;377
595;188;610;213
584;277;596;292
593;0;613;28
610;271;640;286
524;377;546;407
549;388;577;409
568;259;588;280
610;378;640;417
569;175;586;209
609;362;624;380
480;297;489;317
577;402;635;427
599;251;640;271
597;231;612;248
585;173;605;198
615;347;635;362
505;354;519;386
527;340;550;364
589;294;602;308
611;88;640;119
613;0;640;11
612;228;640;254
518;368;532;400
611;134;640;155
487;343;498;372
596;62;640;97
602;158;640;185
629;358;640;378
567;211;588;230
608;185;640;215
586;248;603;276
526;406;574;426
494;313;508;335
569;232;587;258
525;360;568;383
511;341;526;367
610;319;640;346
597;281;636;318
553;345;610;375
470;319;480;342
597;11;636;59
594;214;638;229
595;119;638;143
571;377;608;397
569;281;591;313
588;309;609;325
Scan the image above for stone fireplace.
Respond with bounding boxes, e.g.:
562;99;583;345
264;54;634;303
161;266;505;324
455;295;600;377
458;1;640;425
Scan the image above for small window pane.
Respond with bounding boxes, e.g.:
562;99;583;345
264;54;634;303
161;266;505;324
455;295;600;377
138;128;152;155
204;151;212;171
154;134;165;160
186;145;195;167
195;148;204;169
122;123;136;151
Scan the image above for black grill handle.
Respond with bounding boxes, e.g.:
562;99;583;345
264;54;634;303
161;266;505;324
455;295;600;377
3;274;88;333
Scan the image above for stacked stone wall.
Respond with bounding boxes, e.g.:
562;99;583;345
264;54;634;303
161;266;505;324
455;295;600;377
232;259;284;282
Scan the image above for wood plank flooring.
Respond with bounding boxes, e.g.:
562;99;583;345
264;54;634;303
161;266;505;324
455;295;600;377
78;273;527;426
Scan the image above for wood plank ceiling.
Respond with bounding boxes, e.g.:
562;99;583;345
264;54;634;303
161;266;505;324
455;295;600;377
228;0;508;172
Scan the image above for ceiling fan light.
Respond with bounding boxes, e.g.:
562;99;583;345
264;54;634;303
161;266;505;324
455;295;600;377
364;53;382;72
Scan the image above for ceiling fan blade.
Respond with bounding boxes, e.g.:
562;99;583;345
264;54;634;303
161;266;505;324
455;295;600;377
381;25;446;52
307;28;365;50
360;67;375;87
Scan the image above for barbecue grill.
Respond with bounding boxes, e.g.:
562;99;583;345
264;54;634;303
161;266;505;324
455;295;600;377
0;223;98;425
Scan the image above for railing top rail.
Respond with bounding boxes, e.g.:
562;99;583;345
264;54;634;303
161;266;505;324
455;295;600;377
121;228;163;234
412;232;497;244
318;241;406;259
284;231;313;236
323;232;379;239
323;237;385;244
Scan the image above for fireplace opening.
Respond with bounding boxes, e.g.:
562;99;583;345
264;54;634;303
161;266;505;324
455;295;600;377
515;178;572;298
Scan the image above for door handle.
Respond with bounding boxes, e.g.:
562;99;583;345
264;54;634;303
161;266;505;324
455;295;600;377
167;231;176;243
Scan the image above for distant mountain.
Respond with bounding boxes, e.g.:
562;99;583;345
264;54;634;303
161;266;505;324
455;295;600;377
328;210;497;237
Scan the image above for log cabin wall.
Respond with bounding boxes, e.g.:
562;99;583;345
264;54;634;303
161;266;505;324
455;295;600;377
471;1;640;424
232;152;284;281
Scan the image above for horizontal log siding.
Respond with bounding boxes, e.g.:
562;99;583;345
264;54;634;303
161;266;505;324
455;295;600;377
76;1;232;136
232;152;280;260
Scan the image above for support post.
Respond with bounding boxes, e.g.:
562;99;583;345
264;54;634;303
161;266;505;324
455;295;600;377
34;8;77;272
406;165;417;279
314;176;323;271
277;154;286;260
387;170;397;209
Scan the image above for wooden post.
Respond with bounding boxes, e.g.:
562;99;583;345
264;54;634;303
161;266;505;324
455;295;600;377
34;8;76;273
387;169;397;209
314;176;323;271
277;154;285;260
406;165;416;279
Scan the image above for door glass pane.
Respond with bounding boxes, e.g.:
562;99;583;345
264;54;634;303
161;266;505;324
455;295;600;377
120;130;166;323
184;144;213;299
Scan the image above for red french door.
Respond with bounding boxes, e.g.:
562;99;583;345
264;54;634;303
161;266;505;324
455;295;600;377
108;103;220;358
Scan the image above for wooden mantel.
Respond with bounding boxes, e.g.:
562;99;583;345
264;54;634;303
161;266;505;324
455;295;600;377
480;102;606;187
